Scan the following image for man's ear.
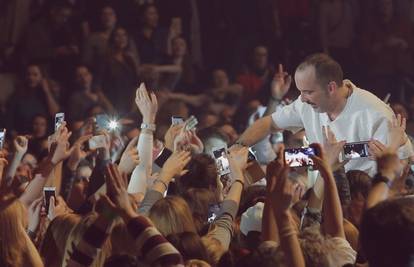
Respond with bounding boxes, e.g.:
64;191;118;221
327;81;338;95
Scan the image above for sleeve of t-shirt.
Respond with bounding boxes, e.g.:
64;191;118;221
327;237;357;266
271;98;304;131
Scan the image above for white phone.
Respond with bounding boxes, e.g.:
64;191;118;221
55;113;65;132
88;135;107;150
0;128;6;150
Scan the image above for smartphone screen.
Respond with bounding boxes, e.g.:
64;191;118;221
88;135;106;150
343;141;369;159
44;187;56;211
208;203;222;223
213;147;231;176
0;129;6;150
247;147;257;162
171;116;184;126
284;147;316;167
96;114;109;130
55;113;65;132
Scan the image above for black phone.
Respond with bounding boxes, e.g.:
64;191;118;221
343;141;369;159
43;187;56;211
284;147;316;167
154;148;173;168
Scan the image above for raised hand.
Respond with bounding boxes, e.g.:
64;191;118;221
118;136;140;175
164;124;183;151
270;64;292;100
388;114;408;151
227;146;249;172
160;150;191;181
376;152;403;182
308;143;333;179
50;122;74;164
67;135;92;170
47;196;71;220
368;139;388;159
321;126;347;171
135;83;158;124
14;136;28;156
103;163;136;219
28;197;43;232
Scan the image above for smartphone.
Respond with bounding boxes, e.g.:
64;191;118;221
343;141;369;159
88;135;106;150
208;203;222;223
184;115;198;131
96;114;109;130
171;116;184;126
284;147;316;167
44;187;56;211
55;113;65;132
213;147;231;176
0;128;6;150
154;148;173;168
247;147;257;162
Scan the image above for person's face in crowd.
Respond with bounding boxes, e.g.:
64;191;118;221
378;0;393;23
295;66;331;113
144;6;159;28
113;28;129;50
32;116;48;138
26;65;43;88
51;6;72;26
101;6;117;30
204;137;228;156
212;69;229;88
253;46;269;70
220;124;238;144
172;37;187;57
76;66;93;90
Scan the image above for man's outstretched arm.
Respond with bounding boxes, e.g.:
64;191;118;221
237;115;282;146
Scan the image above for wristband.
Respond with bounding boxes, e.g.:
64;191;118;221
140;123;156;132
154;179;168;191
372;174;393;188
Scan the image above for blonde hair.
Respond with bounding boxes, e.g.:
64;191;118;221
0;201;43;267
149;196;197;236
40;213;82;267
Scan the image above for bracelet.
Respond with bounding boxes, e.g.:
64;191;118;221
233;179;245;188
140;123;156;132
154;179;168;191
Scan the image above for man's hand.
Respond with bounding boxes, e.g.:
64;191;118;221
135;83;158;124
165;124;183;151
48;196;71;221
376;152;403;182
270;64;292;100
67;135;92;171
28;197;43;232
160;151;191;182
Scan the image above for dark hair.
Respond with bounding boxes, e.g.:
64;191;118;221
182;188;217;233
296;53;343;88
166;232;210;263
360;197;414;267
177;154;218;193
346;170;372;199
108;26;131;53
198;127;230;146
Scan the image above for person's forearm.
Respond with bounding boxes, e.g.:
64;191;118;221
263;98;280;117
262;197;279;243
366;183;390;209
44;90;60;115
322;173;345;238
19;174;47;207
127;132;153;194
45;162;62;195
238;116;275;146
6;153;24;181
225;169;244;204
275;211;305;267
153;64;181;73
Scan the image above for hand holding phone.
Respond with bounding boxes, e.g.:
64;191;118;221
171;116;184;126
43;187;56;211
88;135;107;150
213;147;231;176
184;116;198;131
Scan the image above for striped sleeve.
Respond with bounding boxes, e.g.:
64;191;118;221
127;216;184;266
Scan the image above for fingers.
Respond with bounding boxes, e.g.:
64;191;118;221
278;63;283;74
126;136;139;150
309;143;324;159
48;196;55;214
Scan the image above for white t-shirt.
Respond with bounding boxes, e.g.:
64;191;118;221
272;80;414;176
325;237;357;267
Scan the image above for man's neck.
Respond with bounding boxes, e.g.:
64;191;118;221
326;84;352;121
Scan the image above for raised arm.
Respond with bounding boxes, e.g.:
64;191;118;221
237;116;281;147
128;83;158;194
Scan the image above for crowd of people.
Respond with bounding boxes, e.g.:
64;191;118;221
1;0;414;267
